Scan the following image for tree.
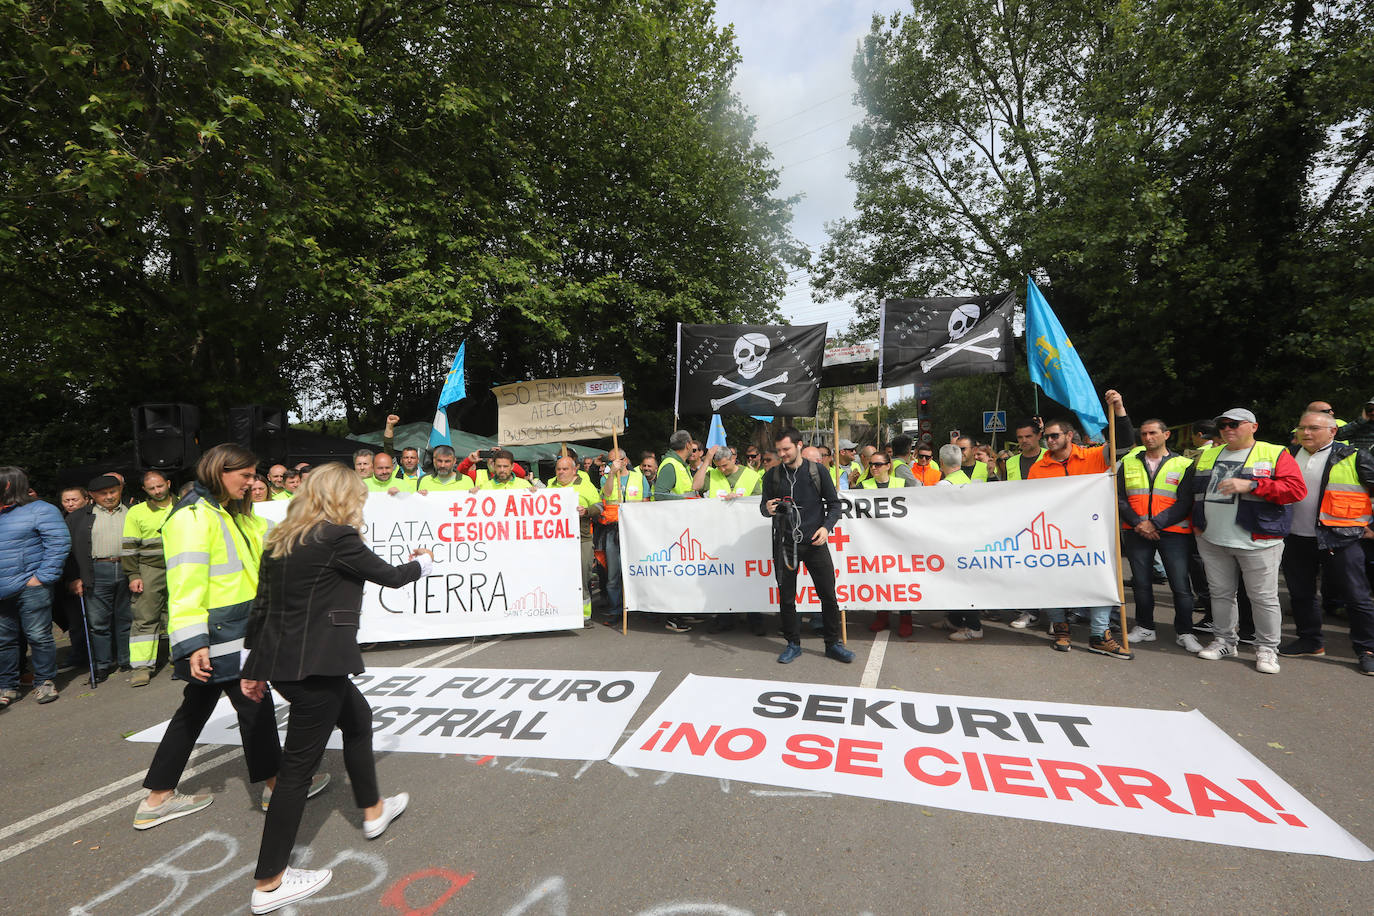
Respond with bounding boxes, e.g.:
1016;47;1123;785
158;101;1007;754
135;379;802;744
817;0;1374;426
0;0;802;486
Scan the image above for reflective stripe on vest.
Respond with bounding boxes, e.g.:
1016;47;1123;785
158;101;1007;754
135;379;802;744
1122;451;1194;533
860;477;906;488
1319;453;1373;527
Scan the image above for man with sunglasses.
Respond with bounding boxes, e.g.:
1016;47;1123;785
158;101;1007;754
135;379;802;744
1178;408;1306;674
744;448;762;471
909;445;942;486
1027;390;1135;658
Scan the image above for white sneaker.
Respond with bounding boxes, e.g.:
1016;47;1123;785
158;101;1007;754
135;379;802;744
1255;646;1281;674
363;792;409;839
1009;612;1037;629
1176;633;1205;654
1127;626;1156;643
1197;640;1237;661
948;628;984;641
250;867;332;914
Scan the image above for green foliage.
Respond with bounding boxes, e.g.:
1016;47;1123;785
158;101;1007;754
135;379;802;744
0;0;802;489
818;0;1374;427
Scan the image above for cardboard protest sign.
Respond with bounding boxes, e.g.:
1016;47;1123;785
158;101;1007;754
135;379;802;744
493;375;626;446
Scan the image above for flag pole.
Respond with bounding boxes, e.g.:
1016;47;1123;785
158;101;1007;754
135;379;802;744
1108;401;1131;658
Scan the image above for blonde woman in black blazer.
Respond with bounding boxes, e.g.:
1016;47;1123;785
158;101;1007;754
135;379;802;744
240;462;432;915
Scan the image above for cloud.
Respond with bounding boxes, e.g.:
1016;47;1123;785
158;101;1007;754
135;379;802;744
712;1;908;330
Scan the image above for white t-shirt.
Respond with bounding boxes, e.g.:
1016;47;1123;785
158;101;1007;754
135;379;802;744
1200;447;1281;550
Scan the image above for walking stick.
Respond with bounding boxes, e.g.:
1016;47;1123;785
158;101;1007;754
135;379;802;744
77;592;98;689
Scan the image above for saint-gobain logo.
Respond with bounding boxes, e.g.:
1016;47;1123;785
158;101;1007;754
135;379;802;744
978;510;1085;552
956;510;1107;571
641;528;718;563
507;586;559;618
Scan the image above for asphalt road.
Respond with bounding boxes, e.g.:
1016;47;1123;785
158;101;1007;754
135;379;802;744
1;595;1370;915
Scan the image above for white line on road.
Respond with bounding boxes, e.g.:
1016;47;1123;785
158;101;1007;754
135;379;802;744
0;636;503;862
0;747;240;866
860;628;889;689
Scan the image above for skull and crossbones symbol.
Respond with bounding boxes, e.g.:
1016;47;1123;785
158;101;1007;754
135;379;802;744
711;333;790;410
920;304;1001;373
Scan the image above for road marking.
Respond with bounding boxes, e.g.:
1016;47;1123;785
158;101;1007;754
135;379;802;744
860;628;889;689
0;636;503;861
0;746;241;866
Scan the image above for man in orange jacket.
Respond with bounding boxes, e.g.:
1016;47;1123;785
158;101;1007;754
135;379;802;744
1028;389;1135;657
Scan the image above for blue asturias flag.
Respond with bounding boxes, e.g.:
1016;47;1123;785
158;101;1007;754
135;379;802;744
1025;278;1108;437
429;342;467;449
706;414;728;450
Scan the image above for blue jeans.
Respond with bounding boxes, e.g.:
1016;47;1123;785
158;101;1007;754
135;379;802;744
1044;605;1115;637
0;584;57;688
1123;530;1196;634
86;562;132;671
604;525;624;613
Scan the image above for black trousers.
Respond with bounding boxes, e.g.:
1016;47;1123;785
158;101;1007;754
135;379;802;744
143;679;281;791
1281;535;1374;653
255;676;380;879
774;542;841;645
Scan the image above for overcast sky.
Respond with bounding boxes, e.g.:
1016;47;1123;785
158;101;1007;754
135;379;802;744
711;0;909;338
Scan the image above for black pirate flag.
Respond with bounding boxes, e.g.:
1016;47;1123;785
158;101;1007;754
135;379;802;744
879;292;1016;385
676;323;826;417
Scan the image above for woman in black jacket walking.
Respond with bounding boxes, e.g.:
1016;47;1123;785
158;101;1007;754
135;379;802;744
240;462;432;914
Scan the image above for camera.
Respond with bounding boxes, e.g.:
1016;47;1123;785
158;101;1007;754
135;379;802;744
477;449;498;460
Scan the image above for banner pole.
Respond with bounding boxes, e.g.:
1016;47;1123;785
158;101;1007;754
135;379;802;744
993;375;1003;451
833;405;847;642
1108;403;1131;657
612;428;626;635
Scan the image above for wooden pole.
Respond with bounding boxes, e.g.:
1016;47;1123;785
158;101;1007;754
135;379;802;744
833;406;847;643
611;431;627;635
1108;405;1132;658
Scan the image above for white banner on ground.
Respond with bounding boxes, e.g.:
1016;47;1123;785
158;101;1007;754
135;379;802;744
258;491;583;642
619;474;1119;613
610;675;1374;860
127;667;659;761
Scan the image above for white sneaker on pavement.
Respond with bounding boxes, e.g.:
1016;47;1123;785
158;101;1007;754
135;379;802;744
1175;633;1205;654
363;792;409;839
1255;646;1281;674
1009;612;1036;629
250;867;333;914
1127;626;1156;643
1197;640;1237;661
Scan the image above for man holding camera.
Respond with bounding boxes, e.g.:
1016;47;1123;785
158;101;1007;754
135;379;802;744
760;427;853;665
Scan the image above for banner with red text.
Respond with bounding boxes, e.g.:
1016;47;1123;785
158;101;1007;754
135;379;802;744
258;491;583;642
610;675;1373;859
618;475;1119;612
129;667;658;761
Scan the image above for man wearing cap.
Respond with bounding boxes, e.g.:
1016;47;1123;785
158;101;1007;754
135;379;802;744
1178;408;1306;674
64;474;133;680
832;439;862;490
1277;411;1374;673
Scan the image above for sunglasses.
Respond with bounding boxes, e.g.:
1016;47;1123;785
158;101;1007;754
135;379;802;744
916;455;932;461
746;453;759;458
1045;432;1066;440
870;460;889;467
1217;420;1242;430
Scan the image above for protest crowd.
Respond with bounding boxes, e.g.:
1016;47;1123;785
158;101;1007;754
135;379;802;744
4;386;1374;911
5;394;1374;707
